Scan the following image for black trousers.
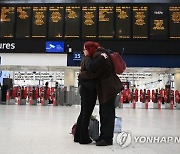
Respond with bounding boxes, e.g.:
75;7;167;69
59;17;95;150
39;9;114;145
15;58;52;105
74;85;97;143
99;96;116;142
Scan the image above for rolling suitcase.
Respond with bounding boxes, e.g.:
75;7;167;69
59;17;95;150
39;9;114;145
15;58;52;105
89;118;99;141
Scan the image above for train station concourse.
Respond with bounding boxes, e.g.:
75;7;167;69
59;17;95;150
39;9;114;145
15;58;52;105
0;0;180;154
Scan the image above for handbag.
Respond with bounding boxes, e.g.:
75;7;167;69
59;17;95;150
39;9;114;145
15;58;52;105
110;52;126;75
114;117;122;133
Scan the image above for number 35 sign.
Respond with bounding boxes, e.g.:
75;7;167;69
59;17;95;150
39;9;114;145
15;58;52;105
73;52;82;61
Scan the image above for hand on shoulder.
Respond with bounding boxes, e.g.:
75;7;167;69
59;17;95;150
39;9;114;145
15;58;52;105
101;53;108;59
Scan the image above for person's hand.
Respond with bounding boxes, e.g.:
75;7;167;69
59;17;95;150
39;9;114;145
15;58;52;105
101;53;108;59
83;49;89;56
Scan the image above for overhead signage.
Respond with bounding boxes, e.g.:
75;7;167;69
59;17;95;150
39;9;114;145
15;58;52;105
46;41;64;53
0;42;15;50
73;52;82;61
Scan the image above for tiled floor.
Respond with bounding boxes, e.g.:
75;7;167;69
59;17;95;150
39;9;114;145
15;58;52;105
0;104;180;154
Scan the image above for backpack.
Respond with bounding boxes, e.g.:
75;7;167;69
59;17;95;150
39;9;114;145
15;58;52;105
109;49;126;75
71;116;99;141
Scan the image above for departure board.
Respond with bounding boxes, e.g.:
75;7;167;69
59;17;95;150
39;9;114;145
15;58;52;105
150;6;168;39
48;6;64;38
133;6;148;39
99;6;114;38
116;6;131;39
65;6;80;38
0;7;15;38
32;6;47;37
16;7;31;38
82;6;97;38
169;6;180;39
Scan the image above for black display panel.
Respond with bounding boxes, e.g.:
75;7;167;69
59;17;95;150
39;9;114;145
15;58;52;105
116;6;131;39
169;6;180;39
0;7;15;38
65;6;80;38
99;6;114;38
82;6;97;38
32;6;47;37
150;6;168;39
16;7;31;38
48;6;64;38
133;6;148;39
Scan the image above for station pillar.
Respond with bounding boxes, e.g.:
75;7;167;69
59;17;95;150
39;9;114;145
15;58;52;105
64;69;75;91
174;73;180;91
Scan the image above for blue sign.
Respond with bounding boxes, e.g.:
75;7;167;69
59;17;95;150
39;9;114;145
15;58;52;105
0;70;10;84
46;41;64;53
73;52;82;61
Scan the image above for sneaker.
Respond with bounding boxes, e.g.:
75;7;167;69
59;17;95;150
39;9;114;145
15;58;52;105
96;139;113;146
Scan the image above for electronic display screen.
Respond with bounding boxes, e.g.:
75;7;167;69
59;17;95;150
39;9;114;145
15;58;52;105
32;6;47;37
116;6;131;39
133;6;148;39
99;6;114;38
65;6;80;38
169;6;180;39
0;71;10;85
0;7;15;38
48;6;64;38
16;6;31;38
46;41;64;53
150;6;168;39
82;6;97;38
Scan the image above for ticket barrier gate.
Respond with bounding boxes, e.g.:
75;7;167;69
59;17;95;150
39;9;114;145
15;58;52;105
152;89;164;109
52;90;58;106
59;88;65;106
140;90;145;108
141;90;150;109
175;90;180;109
131;89;138;109
6;89;10;105
28;91;33;105
164;90;174;109
142;97;149;109
18;88;26;105
65;90;78;106
6;88;16;105
56;88;61;105
40;90;48;106
33;87;38;105
115;93;122;108
58;86;81;106
119;93;123;108
44;87;51;106
29;88;38;105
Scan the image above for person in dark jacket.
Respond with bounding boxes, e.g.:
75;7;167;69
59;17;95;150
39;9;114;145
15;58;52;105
82;43;123;146
74;42;107;144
